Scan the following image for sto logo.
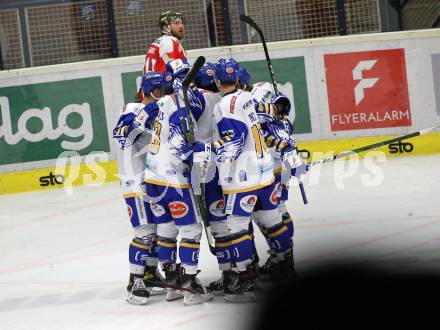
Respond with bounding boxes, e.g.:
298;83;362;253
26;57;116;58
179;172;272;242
169;201;189;218
239;195;257;213
209;199;225;216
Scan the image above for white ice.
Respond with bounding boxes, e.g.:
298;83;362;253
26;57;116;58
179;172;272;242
1;154;439;330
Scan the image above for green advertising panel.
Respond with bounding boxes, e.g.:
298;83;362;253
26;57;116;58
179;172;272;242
121;57;311;133
241;57;311;134
0;77;109;165
121;71;142;104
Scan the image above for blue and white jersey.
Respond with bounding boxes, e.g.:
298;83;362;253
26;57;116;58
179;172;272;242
144;94;192;188
251;82;296;175
194;89;221;143
212;89;274;194
115;102;152;198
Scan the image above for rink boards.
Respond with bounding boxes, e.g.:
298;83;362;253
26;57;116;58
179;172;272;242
1;132;439;195
1;28;440;194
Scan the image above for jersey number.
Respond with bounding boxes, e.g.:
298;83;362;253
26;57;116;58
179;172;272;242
251;123;268;159
149;121;162;155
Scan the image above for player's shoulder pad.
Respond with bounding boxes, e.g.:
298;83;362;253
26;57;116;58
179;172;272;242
121;102;143;114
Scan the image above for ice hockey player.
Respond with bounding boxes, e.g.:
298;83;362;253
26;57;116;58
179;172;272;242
143;10;186;75
141;59;213;306
135;10;187;102
199;58;278;302
112;72;166;305
248;74;308;281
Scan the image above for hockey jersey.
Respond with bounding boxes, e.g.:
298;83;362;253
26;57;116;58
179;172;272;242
143;35;186;74
251;82;296;175
143;93;193;188
213;89;274;194
114;103;153;198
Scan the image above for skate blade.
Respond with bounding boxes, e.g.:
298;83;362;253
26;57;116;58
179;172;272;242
148;287;166;296
126;292;149;305
183;292;214;306
166;289;184;301
224;291;256;303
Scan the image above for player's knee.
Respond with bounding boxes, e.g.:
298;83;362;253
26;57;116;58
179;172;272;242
177;223;202;241
210;220;230;238
133;223;156;244
253;209;280;229
227;215;250;235
157;221;178;239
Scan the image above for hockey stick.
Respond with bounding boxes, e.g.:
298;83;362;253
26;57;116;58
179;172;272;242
240;14;308;204
309;123;440;167
179;56;216;255
239;14;279;95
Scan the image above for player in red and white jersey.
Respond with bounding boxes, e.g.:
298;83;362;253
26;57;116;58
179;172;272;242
143;10;187;75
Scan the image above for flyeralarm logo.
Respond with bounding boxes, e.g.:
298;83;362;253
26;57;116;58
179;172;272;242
325;49;411;131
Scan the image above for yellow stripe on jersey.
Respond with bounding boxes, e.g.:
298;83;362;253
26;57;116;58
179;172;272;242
222;178;275;194
144;178;190;189
123;192;146;198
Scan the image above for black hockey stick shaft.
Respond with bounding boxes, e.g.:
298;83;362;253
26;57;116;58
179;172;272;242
181;56;216;255
240;14;308;204
240;14;279;95
310;123;440;166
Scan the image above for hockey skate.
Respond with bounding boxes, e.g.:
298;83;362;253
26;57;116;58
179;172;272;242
223;268;257;303
180;270;213;306
126;274;150;305
259;248;297;281
207;271;227;295
163;263;184;301
143;266;166;296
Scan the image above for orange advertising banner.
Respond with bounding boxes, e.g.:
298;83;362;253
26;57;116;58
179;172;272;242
325;49;411;131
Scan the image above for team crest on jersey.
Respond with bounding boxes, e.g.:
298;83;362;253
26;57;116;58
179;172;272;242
151;203;166;217
209;199;225;216
270;182;284;205
127;204;133;219
240;195;257;213
226;67;234;74
169;201;189;218
206;69;215;76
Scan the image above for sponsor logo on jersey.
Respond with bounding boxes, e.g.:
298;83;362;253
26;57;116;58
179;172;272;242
169;201;189;218
151;203;166;217
324;49;411;131
209;199;225;216
270;182;284;205
240;195;257;213
127;204;133;219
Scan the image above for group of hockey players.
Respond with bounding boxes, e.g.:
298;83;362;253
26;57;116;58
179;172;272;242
112;10;309;306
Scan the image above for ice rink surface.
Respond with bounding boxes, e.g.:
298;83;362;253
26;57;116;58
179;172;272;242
1;154;439;330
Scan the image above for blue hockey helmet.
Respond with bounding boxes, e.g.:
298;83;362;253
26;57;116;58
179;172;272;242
166;58;190;80
215;58;239;84
238;66;251;87
271;92;291;116
195;62;216;88
141;71;163;95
